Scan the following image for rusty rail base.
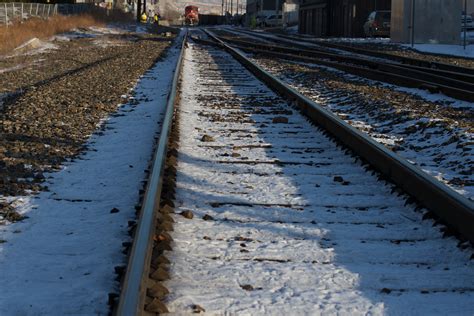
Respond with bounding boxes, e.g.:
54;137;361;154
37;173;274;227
204;29;474;244
115;32;187;316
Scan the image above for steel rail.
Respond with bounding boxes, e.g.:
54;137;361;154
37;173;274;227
115;31;187;316
216;35;474;85
198;34;474;91
204;29;474;244
282;34;474;76
214;32;474;102
228;44;474;102
232;29;474;76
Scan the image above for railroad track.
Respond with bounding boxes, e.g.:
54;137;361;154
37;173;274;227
115;29;474;314
224;28;474;73
200;29;474;199
276;32;474;74
215;28;474;102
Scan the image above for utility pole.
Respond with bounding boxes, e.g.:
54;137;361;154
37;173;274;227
225;0;228;23
410;0;415;48
222;0;224;16
231;0;233;16
136;0;141;21
464;0;468;49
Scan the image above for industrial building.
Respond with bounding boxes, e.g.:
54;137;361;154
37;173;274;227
299;0;391;37
246;0;285;24
391;0;462;44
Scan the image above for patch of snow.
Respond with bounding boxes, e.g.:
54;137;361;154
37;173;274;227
135;24;150;34
284;25;298;34
51;35;72;42
12;38;58;56
88;26;124;35
402;42;474;58
0;31;184;315
396;87;474;110
51;25;138;44
92;38;126;48
321;37;391;44
0;64;26;74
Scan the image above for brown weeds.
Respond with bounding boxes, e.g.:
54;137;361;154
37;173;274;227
0;10;133;54
0;15;98;54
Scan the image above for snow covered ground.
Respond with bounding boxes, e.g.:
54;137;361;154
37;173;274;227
313;33;474;59
402;42;474;58
402;38;474;58
402;32;474;58
164;41;474;315
0;31;183;315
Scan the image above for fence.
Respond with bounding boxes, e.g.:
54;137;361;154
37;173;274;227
0;2;58;26
57;3;96;16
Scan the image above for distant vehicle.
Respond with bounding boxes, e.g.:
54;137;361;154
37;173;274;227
256;11;273;27
364;11;391;37
256;15;268;26
184;5;199;25
462;14;474;31
263;14;283;27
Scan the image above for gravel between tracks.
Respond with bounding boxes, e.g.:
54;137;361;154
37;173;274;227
0;25;175;222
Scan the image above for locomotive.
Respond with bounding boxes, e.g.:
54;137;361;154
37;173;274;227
184;5;199;25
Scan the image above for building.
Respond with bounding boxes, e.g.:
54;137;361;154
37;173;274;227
465;0;474;15
299;0;390;37
391;0;461;44
246;0;284;22
299;0;328;36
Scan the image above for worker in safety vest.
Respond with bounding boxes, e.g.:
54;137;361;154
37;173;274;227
140;11;147;23
154;13;159;25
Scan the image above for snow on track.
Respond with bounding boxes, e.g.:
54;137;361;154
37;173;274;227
0;33;183;315
217;28;473;198
164;42;474;314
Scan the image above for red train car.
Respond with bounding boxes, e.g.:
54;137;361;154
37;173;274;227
185;5;199;25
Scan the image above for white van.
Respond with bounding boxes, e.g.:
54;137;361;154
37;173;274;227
264;14;283;27
256;11;274;27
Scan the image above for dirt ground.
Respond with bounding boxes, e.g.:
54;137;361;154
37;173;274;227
0;24;178;221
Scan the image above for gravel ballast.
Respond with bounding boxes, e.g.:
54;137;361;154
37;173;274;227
0;26;175;221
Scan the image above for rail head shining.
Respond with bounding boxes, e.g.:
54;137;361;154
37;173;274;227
204;29;474;243
115;31;187;316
